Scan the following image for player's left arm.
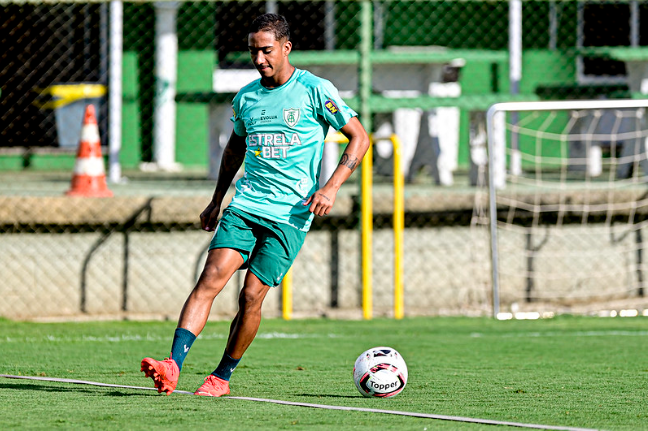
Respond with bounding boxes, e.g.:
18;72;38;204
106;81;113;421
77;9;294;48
305;117;370;217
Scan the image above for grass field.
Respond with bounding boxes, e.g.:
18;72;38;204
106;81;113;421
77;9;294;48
1;315;647;430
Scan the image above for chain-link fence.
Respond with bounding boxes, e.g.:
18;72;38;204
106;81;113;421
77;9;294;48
2;0;647;320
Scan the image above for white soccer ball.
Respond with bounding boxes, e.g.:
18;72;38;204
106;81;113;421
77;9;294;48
353;346;408;398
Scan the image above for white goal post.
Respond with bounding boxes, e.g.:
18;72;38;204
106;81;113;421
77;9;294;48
483;99;648;318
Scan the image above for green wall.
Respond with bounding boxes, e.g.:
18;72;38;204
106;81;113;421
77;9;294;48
120;2;215;170
122;51;142;169
0;1;603;172
176;51;214;167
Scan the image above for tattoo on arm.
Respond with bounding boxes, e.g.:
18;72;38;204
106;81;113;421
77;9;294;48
339;154;359;171
318;193;331;202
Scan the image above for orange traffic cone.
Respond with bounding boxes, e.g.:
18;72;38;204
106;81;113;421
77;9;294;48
66;104;113;197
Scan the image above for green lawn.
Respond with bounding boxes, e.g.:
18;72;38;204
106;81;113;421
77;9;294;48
1;316;647;430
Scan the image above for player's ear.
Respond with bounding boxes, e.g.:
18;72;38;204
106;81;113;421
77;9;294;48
283;40;292;56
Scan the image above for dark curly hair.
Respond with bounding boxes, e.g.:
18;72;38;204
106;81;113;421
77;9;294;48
249;13;290;41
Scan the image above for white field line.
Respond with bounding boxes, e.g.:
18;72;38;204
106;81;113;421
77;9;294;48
0;332;337;343
470;330;648;338
2;329;645;343
0;374;599;431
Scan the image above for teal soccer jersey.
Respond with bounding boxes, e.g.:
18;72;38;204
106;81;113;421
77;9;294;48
228;68;357;231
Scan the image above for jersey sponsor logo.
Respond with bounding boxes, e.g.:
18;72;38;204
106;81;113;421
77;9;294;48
325;99;339;115
283;108;300;127
258;146;289;159
244;109;278;126
297;178;309;193
247;133;302;160
239;172;253;192
259;109;278;122
247;133;302;147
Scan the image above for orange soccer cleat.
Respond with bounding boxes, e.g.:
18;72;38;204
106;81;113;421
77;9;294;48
140;357;179;395
194;374;230;397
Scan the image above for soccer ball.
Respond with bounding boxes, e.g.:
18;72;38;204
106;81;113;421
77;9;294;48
353;346;408;398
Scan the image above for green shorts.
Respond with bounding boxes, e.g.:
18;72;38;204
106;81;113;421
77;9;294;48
209;207;307;287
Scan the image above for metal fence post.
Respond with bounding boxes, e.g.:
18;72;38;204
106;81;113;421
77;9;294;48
360;0;373;320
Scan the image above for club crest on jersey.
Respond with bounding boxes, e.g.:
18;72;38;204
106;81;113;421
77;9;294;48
325;99;339;114
283;108;300;128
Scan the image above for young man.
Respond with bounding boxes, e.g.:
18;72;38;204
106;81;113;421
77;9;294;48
141;13;370;397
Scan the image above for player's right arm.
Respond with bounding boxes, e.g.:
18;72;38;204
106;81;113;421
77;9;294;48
200;131;247;231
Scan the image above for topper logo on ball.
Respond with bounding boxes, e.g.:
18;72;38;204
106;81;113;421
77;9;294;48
353;346;408;398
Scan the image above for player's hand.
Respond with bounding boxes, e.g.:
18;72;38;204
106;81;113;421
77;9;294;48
200;201;221;231
304;188;336;217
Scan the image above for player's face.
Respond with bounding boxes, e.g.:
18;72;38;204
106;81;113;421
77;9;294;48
248;30;292;87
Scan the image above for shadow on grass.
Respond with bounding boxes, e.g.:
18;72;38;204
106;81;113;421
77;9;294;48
0;380;361;400
0;382;157;397
297;393;359;399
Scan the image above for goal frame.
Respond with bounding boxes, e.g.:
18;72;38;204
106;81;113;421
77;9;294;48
485;98;648;318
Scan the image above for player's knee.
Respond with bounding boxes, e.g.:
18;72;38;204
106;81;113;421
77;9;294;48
238;286;266;310
196;265;229;294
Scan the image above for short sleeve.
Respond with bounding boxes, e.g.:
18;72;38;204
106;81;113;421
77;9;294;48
230;95;247;137
314;79;357;131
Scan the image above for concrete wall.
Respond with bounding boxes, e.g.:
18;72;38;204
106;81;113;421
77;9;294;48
0;226;491;320
2;222;645;321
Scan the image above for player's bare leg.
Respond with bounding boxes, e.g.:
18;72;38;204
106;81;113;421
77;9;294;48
141;248;243;394
195;272;271;397
226;272;272;357
177;248;244;335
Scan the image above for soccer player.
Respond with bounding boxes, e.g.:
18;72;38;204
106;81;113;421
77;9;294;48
141;13;370;397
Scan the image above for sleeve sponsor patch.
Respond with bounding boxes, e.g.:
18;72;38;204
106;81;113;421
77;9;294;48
325;99;339;115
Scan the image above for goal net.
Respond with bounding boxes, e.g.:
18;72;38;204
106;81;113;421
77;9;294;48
475;99;648;317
